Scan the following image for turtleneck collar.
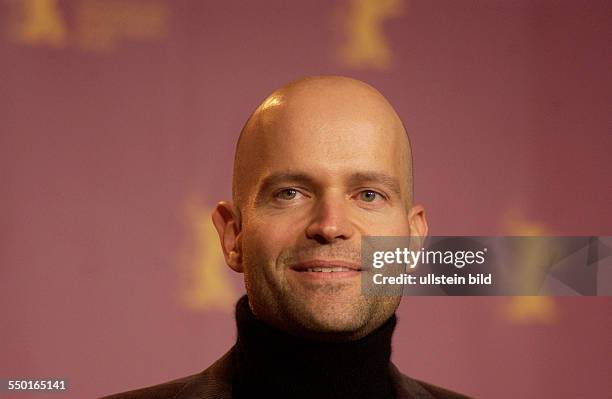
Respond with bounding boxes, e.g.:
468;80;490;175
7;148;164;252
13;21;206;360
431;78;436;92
231;295;397;399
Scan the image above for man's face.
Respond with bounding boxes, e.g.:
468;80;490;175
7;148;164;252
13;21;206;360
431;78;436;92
228;86;420;340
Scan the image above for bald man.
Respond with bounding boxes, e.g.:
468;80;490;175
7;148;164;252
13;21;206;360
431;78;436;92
101;76;470;399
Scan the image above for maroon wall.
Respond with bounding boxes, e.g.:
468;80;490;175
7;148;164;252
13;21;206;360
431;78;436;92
1;1;610;398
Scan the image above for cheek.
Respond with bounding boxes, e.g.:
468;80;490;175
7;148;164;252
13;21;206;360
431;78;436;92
240;219;291;266
358;210;412;236
390;216;412;235
240;220;298;296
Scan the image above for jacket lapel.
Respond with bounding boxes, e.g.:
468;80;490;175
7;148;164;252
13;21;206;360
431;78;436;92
389;362;437;399
172;349;234;399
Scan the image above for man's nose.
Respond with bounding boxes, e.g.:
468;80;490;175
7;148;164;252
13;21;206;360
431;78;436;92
305;194;354;243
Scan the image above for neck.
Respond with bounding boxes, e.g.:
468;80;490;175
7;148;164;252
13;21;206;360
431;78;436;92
231;295;397;399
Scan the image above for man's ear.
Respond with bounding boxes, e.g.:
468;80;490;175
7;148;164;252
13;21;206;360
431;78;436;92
408;204;429;238
211;201;243;273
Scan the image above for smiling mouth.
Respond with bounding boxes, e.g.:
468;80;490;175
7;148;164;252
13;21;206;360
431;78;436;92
290;260;362;273
303;267;355;273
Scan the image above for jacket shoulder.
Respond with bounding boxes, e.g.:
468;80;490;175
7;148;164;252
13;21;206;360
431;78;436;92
99;373;201;399
390;363;473;399
99;350;234;399
415;379;473;399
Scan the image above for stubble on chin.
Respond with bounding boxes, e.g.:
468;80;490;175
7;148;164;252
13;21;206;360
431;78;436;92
274;285;401;341
243;242;399;339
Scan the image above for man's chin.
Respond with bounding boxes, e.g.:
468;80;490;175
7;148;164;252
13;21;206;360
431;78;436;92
284;298;370;337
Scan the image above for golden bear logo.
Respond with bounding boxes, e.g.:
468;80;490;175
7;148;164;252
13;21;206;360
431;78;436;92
338;0;405;70
177;198;238;312
501;208;558;324
10;0;67;47
7;0;168;52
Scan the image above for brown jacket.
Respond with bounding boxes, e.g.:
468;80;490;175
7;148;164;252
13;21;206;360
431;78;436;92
101;347;472;399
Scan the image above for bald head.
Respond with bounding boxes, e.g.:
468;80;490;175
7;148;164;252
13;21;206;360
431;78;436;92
214;75;426;340
232;75;413;217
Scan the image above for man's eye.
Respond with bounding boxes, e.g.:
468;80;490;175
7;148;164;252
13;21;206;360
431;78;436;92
358;190;384;202
275;188;300;200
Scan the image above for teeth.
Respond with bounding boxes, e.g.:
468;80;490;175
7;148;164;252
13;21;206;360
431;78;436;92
305;267;352;272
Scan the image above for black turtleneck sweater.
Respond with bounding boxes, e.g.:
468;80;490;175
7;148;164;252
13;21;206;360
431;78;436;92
231;295;397;399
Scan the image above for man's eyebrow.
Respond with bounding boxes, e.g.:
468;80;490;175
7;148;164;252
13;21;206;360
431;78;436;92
253;171;402;203
347;172;402;196
255;172;316;198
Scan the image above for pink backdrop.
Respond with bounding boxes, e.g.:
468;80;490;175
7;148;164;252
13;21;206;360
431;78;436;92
1;1;611;398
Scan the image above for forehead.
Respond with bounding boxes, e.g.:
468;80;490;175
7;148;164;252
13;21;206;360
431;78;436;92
243;96;409;189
